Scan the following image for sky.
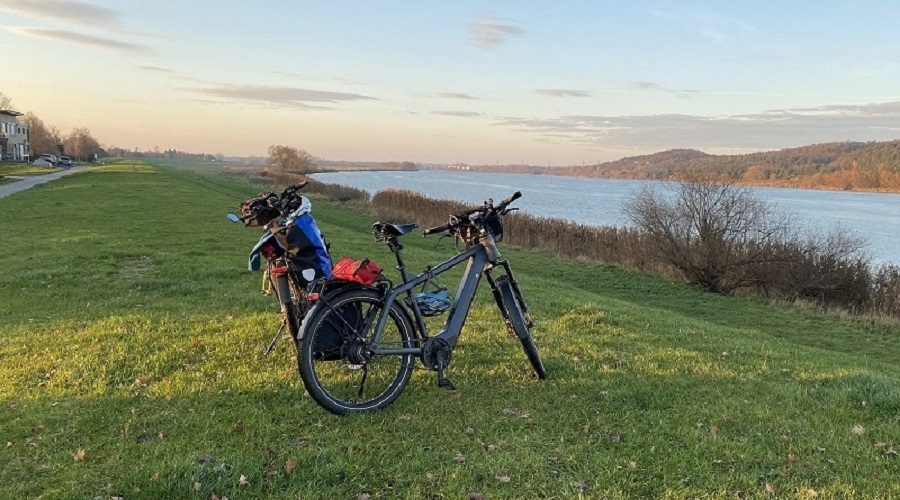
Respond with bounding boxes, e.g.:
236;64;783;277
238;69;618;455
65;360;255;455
2;1;900;165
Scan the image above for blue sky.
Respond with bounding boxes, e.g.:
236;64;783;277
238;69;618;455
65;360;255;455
2;1;900;165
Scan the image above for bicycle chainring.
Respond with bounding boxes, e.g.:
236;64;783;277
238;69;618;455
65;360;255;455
420;337;452;371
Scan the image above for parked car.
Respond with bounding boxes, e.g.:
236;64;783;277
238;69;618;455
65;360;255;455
38;154;57;165
58;156;72;167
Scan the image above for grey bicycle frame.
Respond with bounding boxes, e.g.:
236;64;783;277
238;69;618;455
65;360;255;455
371;243;491;356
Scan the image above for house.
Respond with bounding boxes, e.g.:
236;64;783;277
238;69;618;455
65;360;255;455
0;110;30;162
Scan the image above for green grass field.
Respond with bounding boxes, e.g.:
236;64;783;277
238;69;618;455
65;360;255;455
1;161;898;499
0;163;61;177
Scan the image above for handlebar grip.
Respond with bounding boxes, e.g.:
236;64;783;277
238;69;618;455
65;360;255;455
423;223;452;236
499;191;522;207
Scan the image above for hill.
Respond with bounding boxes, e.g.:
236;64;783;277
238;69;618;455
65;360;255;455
470;140;900;191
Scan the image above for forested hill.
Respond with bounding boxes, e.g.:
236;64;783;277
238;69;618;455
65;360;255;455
470;140;900;191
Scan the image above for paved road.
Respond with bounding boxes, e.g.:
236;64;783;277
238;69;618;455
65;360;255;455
0;167;86;199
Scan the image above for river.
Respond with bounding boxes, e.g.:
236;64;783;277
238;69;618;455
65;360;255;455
313;170;900;265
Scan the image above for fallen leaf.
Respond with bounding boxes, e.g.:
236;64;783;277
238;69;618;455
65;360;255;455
851;425;865;436
495;473;510;483
73;448;85;461
764;483;774;495
785;453;798;465
194;482;202;492
239;475;249;486
874;442;886;449
583;424;590;433
574;481;589;494
803;489;818;498
465;427;475;435
454;453;466;463
357;494;371;500
232;420;244;433
285;457;297;473
468;493;485;500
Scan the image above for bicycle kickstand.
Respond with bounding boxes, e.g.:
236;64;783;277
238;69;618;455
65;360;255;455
436;355;456;391
263;319;286;356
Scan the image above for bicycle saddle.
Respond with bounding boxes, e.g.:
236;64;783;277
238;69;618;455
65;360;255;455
373;222;419;236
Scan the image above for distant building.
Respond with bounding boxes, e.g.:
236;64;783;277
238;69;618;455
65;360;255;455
0;110;29;162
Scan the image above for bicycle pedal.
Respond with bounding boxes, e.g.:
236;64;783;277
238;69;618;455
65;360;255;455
437;377;456;391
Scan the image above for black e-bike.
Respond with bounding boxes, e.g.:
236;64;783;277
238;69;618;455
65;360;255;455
297;191;546;415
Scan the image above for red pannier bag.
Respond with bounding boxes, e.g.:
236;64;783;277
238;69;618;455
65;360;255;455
332;257;383;285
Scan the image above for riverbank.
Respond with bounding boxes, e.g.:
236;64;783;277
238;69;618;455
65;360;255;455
2;160;898;498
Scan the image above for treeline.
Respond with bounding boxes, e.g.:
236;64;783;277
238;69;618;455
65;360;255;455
463;140;900;192
105;147;223;162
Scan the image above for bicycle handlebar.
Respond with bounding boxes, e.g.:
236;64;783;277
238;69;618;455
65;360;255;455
423;191;522;237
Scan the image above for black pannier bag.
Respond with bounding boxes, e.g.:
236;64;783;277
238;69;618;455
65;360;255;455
313;299;363;361
238;192;280;227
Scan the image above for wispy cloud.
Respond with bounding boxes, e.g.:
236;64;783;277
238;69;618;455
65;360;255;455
0;0;121;29
184;84;376;109
495;101;900;153
438;92;477;100
136;65;174;74
631;81;699;99
537;89;592;98
648;7;755;43
433;111;482;117
7;27;151;54
469;15;524;49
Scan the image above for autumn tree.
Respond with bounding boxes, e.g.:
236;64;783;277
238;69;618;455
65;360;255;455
63;127;103;161
23;113;62;155
267;145;312;173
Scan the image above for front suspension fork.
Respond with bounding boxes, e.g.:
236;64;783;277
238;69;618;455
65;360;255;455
485;261;534;328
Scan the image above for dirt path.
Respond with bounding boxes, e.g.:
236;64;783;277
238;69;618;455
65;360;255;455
0;167;86;199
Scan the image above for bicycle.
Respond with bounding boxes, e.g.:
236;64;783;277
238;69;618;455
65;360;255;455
228;182;333;355
297;191;546;415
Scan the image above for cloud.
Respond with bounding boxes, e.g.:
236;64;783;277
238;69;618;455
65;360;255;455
184;84;376;109
648;7;755;43
136;65;174;73
438;92;477;100
7;27;150;54
537;89;592;98
630;81;699;99
433;111;482;117
495;101;900;153
0;0;121;29
469;16;524;49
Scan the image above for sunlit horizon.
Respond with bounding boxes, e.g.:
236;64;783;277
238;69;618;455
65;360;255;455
3;1;900;165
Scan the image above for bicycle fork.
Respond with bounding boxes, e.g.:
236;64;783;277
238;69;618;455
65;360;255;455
486;261;534;331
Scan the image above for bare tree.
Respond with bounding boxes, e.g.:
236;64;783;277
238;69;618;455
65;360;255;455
63;127;102;161
23;113;62;155
624;173;794;293
267;145;312;173
0;91;13;110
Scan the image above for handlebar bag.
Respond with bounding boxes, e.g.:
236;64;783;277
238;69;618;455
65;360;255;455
238;192;280;227
332;258;383;285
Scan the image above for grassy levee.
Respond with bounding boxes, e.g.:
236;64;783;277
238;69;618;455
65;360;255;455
1;161;898;499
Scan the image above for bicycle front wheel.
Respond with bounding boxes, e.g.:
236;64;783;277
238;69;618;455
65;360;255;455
298;288;415;415
495;276;547;380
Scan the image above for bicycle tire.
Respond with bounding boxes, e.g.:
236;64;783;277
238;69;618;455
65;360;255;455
495;276;547;380
298;287;415;415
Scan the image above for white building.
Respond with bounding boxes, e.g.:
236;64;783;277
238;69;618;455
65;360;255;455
0;110;30;162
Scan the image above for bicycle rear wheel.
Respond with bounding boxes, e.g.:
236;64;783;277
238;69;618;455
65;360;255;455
495;276;547;380
298;288;415;415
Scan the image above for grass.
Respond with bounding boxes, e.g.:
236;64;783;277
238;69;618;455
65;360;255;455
0;163;61;177
1;160;898;499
